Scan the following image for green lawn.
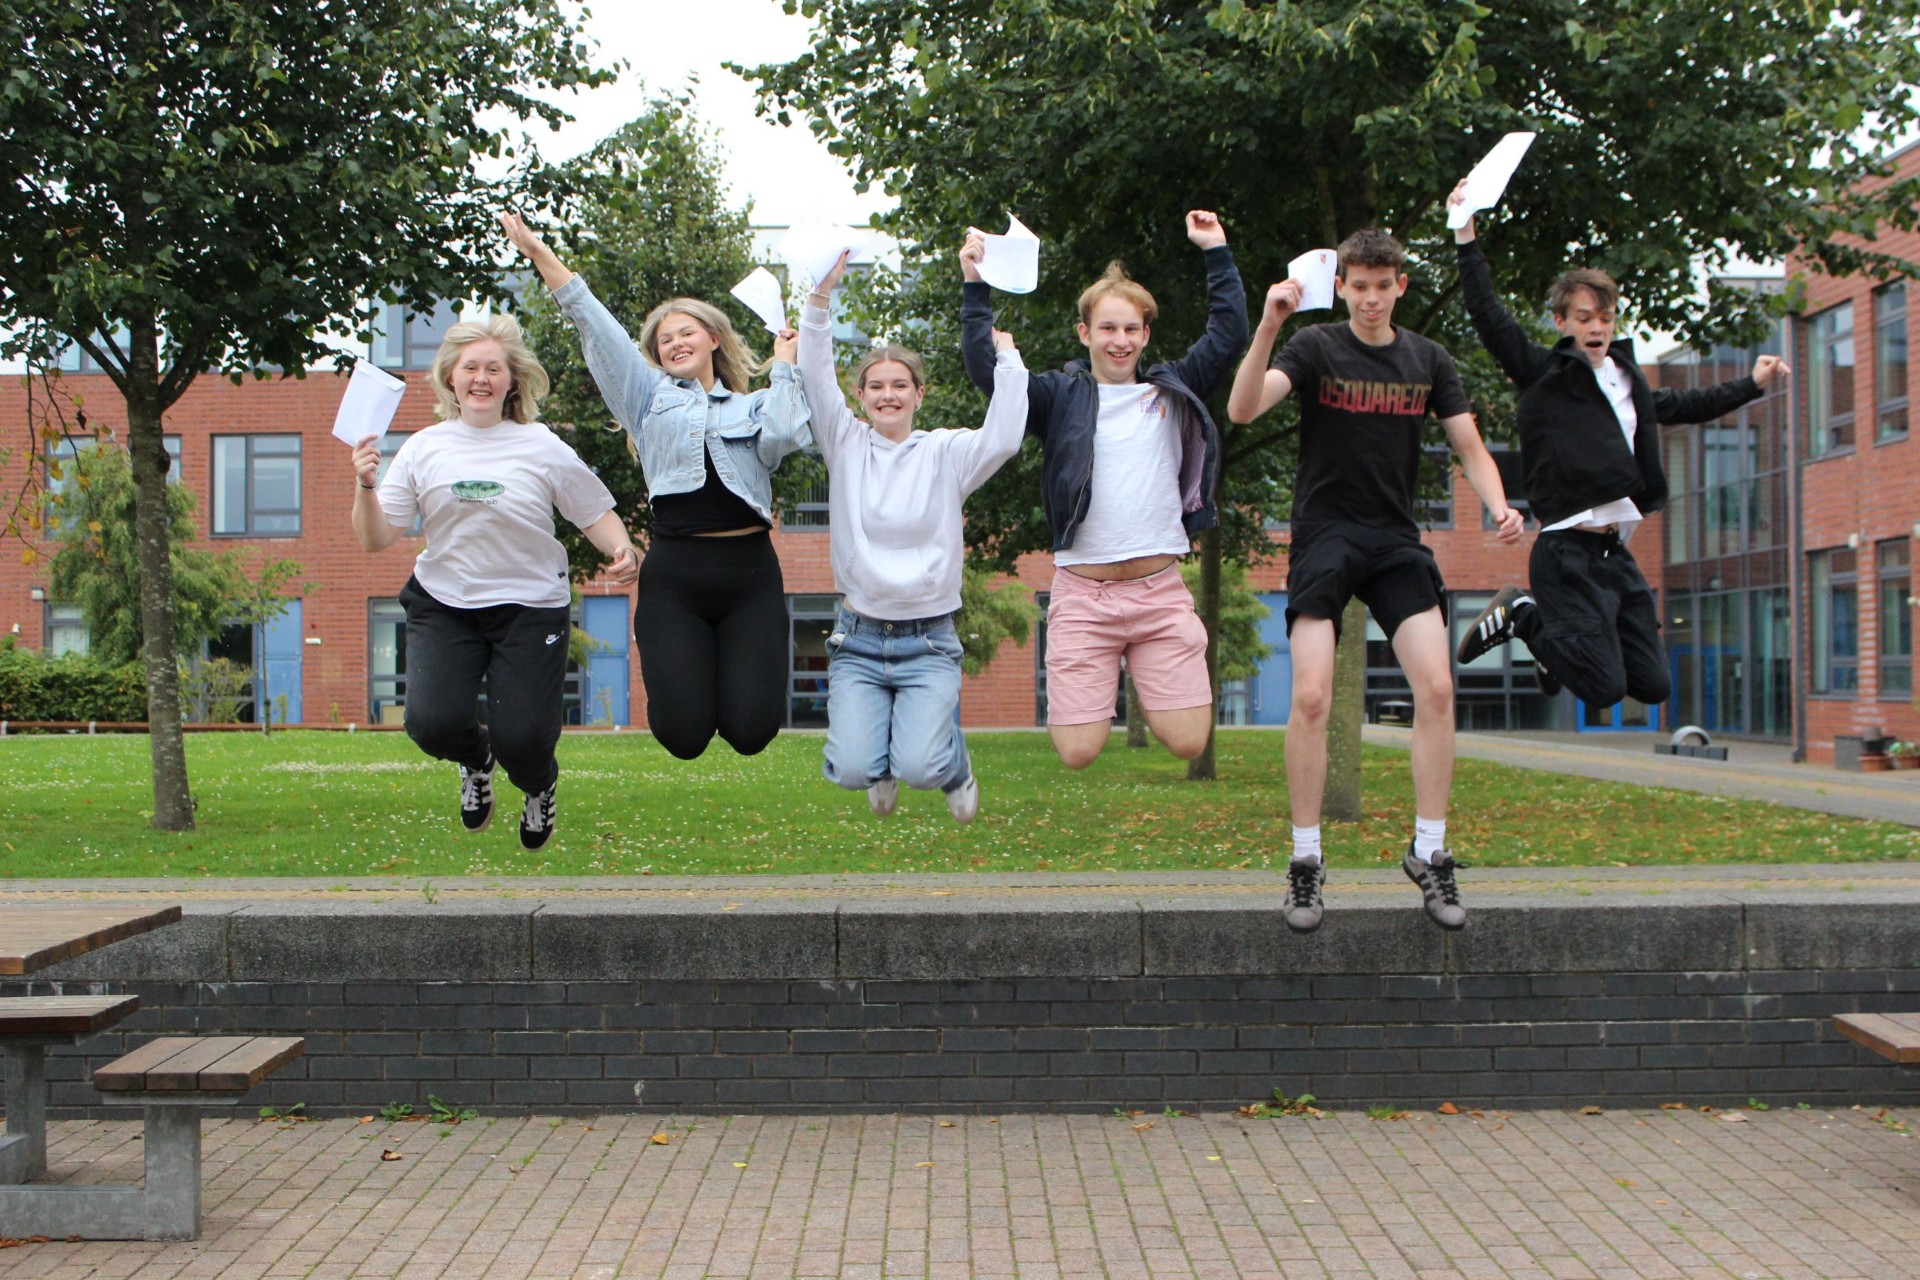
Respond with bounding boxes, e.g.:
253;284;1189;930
2;729;1915;879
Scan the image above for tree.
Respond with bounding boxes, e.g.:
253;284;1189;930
745;0;1920;798
518;94;831;575
954;564;1042;678
46;443;302;668
0;0;612;829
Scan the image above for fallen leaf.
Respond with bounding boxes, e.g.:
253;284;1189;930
938;1121;956;1128
1719;1112;1750;1124
358;1116;375;1124
380;1149;403;1162
1659;1102;1689;1111
733;1161;748;1168
1206;1155;1222;1162
1437;1102;1460;1115
915;1161;934;1168
1131;1122;1155;1131
1616;1179;1635;1188
1579;1106;1604;1116
650;1133;671;1146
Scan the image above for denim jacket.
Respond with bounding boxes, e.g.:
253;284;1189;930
551;275;813;522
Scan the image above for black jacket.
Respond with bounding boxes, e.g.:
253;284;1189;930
961;246;1248;552
1456;239;1762;528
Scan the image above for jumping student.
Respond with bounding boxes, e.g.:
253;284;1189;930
960;211;1247;770
1227;229;1523;934
351;313;639;851
1448;181;1789;708
797;248;1028;821
501;213;812;761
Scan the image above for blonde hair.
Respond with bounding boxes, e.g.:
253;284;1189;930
1076;262;1158;326
637;297;767;393
850;344;927;393
429;313;548;424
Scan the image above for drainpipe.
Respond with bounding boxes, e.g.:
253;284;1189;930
1788;312;1807;763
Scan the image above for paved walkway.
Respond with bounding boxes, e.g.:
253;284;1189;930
5;1106;1919;1278
1367;726;1920;828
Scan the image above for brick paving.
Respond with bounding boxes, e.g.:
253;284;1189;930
6;1105;1920;1278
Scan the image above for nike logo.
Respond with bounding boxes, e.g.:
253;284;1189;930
545;634;561;645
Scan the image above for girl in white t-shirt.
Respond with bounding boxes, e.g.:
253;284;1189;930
797;249;1027;821
350;314;637;852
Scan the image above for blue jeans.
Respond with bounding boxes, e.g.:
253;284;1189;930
823;608;972;794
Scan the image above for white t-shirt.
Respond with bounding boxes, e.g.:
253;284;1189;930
1055;383;1191;567
1543;354;1643;538
377;419;615;609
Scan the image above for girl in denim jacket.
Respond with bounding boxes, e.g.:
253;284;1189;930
502;213;813;760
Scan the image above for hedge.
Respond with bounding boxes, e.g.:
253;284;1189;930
0;644;148;722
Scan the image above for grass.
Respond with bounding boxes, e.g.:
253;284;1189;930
1;728;1916;879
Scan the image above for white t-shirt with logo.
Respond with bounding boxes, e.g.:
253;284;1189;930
1543;355;1643;539
377;419;615;609
1055;383;1192;567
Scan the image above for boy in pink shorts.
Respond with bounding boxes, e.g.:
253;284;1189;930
961;212;1248;767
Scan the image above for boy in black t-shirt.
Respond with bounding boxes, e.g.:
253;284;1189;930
1227;229;1522;935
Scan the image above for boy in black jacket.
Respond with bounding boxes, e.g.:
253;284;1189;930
1448;180;1790;710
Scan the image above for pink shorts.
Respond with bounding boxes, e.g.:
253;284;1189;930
1045;565;1212;726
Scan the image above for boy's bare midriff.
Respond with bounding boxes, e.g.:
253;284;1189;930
1060;552;1179;582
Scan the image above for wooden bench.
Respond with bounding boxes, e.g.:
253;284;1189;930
1834;1012;1920;1063
0;995;142;1184
0;1035;303;1241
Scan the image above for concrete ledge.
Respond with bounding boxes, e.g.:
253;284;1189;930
533;900;837;979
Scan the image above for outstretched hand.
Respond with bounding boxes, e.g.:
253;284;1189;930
498;211;547;260
1185;210;1227;249
1260;279;1304;330
991;328;1016;353
1447;178;1476;243
817;249;852;298
959;231;986;283
1752;354;1792;388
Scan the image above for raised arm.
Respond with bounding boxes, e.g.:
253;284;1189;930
796;251;863;460
1166;211;1250;399
749;347;814;467
1651;355;1786;424
503;212;664;442
1449;182;1552;387
1226;280;1303;423
959;230;1051;436
951;329;1030;496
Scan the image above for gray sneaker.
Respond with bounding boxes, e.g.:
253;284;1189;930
1403;844;1466;930
867;778;898;817
1284;857;1325;933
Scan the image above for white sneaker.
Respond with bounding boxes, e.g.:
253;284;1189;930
867;779;898;818
945;775;980;823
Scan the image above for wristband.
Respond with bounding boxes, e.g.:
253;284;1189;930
358;481;376;490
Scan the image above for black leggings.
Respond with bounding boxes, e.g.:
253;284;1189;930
636;532;788;759
398;577;570;794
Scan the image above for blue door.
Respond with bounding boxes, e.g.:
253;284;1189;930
581;596;631;726
258;601;303;725
1252;591;1292;725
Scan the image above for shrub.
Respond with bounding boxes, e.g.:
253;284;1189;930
0;642;148;722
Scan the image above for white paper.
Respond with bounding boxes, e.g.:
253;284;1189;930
966;213;1040;294
331;360;407;447
1286;249;1338;312
1448;131;1537;229
729;267;788;335
776;221;868;290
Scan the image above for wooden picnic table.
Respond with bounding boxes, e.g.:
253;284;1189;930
0;904;183;976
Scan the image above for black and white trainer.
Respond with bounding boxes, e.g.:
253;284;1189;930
1534;660;1562;697
458;755;496;834
1456;584;1533;665
519;782;557;852
1403;843;1466;931
1284;857;1326;934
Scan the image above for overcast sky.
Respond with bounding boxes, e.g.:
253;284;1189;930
534;0;893;229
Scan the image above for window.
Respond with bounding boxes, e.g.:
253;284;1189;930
1880;539;1911;699
45;437;181;534
1876;283;1908;443
44;603;88;657
368;599;407;724
1809;548;1858;694
1803;303;1855;457
369;299;465;371
780;473;831;530
1417;444;1454;530
787;594;840;727
376;432;423;535
212;435;302;536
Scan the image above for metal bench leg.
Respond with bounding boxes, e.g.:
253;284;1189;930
0;1106;203;1241
0;1043;47;1183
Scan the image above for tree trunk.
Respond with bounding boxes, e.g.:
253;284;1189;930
1321;597;1367;822
126;317;194;831
1124;675;1148;747
1185;527;1223;782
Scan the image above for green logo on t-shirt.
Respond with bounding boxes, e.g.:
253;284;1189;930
450;480;505;502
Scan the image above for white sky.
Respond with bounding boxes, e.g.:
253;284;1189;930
536;0;892;229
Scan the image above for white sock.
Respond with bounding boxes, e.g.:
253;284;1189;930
1412;818;1446;863
1291;825;1322;865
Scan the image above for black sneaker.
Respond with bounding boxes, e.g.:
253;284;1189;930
519;782;557;852
1403;843;1466;931
458;755;496;833
1284;857;1326;934
1534;660;1562;697
1456;585;1532;665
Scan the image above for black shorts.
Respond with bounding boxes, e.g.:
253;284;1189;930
1284;522;1446;640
